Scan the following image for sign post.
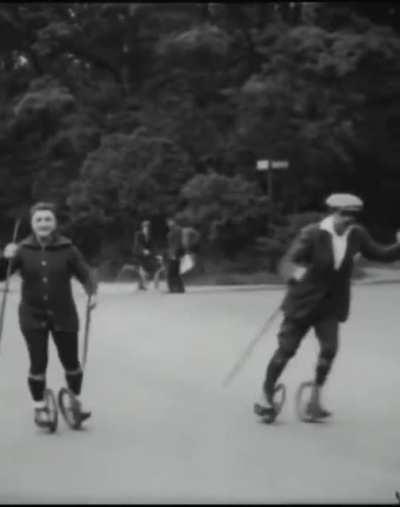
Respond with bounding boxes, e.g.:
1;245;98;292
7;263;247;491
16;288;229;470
256;159;290;205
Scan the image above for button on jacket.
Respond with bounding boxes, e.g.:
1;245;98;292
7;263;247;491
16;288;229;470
0;233;97;333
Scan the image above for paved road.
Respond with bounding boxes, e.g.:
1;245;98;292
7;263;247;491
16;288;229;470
0;283;399;503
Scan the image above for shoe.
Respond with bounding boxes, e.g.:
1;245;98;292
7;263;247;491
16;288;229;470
305;400;332;420
34;407;50;428
254;391;276;418
78;410;91;423
73;399;91;423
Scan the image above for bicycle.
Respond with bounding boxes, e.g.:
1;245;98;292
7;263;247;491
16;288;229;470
116;255;167;292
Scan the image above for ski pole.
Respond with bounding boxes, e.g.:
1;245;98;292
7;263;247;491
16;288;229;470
0;218;22;351
222;304;281;388
81;294;92;370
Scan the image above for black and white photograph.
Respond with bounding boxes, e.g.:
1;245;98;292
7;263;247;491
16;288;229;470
0;1;400;503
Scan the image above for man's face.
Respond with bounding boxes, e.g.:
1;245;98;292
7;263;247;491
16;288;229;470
31;210;57;238
333;210;358;232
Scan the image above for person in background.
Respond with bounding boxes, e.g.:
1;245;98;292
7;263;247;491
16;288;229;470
133;219;156;290
166;217;185;293
182;226;200;262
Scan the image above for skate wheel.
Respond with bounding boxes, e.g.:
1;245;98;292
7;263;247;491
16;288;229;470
43;388;58;433
58;387;82;430
295;381;316;423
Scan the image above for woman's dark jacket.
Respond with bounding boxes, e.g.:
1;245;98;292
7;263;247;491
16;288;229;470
0;233;97;333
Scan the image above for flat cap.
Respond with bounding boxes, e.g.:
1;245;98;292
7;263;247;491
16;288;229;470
325;193;363;212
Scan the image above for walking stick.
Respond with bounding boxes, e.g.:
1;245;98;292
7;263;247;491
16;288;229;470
222;305;281;388
0;218;22;351
81;295;92;370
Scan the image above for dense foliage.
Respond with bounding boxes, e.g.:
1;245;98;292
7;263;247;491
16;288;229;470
1;2;399;274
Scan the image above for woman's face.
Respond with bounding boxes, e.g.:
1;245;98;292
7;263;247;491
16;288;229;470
31;210;57;239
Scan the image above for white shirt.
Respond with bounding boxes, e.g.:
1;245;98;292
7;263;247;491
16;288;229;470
319;215;351;270
292;215;351;280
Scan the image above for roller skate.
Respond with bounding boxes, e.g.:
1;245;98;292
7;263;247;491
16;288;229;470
34;389;58;433
58;388;91;430
295;381;332;423
254;383;286;424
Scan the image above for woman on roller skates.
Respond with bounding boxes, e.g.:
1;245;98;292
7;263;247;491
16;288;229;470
257;193;400;422
0;202;97;428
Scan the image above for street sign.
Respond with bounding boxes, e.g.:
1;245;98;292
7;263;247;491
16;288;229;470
256;158;289;206
256;159;289;171
271;160;290;170
256;160;270;171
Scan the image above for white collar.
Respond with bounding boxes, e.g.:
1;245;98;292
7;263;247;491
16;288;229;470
319;215;351;238
319;215;351;270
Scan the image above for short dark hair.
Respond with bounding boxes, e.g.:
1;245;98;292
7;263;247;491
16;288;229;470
30;201;57;218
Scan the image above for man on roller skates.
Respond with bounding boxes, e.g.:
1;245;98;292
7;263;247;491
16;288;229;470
257;193;400;422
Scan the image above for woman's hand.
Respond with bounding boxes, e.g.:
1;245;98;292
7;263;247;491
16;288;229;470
3;243;18;259
88;294;98;310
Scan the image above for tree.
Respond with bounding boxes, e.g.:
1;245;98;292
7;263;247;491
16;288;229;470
177;171;269;257
66;127;194;258
0;2;399;270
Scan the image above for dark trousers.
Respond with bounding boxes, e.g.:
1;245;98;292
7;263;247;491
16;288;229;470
166;258;185;293
264;315;339;396
22;324;83;402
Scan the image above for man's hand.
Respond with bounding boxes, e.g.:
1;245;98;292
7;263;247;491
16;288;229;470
88;294;98;310
3;243;18;259
292;265;307;281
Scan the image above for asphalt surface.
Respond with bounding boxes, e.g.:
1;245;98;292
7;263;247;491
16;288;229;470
0;280;399;503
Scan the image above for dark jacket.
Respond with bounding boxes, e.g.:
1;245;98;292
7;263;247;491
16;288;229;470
133;230;154;261
0;233;97;333
182;227;200;253
280;222;400;323
167;224;184;259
